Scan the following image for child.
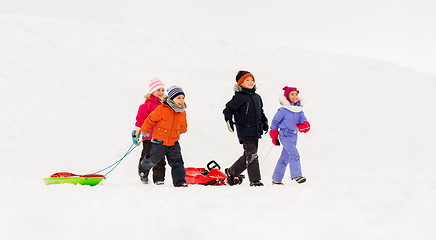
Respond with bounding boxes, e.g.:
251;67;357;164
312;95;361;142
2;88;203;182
132;78;167;185
269;86;310;185
138;85;188;187
223;70;269;187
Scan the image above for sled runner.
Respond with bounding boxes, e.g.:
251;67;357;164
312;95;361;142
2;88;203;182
185;161;244;186
43;172;105;186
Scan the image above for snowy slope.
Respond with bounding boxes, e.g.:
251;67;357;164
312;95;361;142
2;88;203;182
1;14;436;240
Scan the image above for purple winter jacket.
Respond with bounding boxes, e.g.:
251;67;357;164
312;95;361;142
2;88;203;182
270;96;307;134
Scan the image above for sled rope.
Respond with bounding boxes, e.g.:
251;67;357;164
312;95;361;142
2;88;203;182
85;142;138;178
260;145;274;166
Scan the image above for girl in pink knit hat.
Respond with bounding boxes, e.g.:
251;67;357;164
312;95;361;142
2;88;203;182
269;86;310;185
132;78;167;185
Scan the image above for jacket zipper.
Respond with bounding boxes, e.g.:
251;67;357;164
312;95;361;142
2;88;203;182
246;101;250;114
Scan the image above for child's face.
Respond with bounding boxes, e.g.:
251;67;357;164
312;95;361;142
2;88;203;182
152;88;165;99
173;95;185;107
240;77;255;89
288;91;299;104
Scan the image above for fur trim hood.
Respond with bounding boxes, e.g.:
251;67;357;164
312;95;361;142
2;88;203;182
144;93;165;102
233;84;257;92
278;95;303;113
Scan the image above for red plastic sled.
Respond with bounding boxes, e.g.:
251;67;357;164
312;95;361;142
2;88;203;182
49;172;105;178
185;161;243;186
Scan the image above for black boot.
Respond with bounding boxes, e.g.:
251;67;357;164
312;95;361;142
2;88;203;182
250;181;264;187
225;168;235;186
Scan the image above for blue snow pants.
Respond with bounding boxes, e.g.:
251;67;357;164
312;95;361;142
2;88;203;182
139;140;186;187
272;130;302;182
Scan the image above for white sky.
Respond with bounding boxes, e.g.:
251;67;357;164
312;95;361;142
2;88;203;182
1;0;435;75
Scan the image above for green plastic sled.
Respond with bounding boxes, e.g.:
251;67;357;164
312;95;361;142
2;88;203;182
43;172;104;186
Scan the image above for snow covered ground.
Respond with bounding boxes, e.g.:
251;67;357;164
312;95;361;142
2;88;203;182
1;14;436;239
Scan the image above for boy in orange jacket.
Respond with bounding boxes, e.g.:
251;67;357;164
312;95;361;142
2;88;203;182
139;85;188;187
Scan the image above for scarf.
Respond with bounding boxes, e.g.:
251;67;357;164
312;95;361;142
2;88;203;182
278;95;303;113
166;98;186;113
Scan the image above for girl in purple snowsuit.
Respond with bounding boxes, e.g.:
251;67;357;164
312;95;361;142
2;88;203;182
269;86;311;185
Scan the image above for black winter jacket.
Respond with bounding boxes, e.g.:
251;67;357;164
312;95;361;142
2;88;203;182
223;85;268;142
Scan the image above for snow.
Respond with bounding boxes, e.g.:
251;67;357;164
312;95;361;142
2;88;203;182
3;0;436;75
1;13;436;239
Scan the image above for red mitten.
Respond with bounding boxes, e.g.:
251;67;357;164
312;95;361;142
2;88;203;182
269;130;280;146
297;121;310;133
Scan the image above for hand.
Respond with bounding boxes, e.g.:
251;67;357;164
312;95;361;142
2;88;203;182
132;127;141;145
226;120;234;133
297;121;310;133
269;130;280;146
261;120;269;134
140;131;150;141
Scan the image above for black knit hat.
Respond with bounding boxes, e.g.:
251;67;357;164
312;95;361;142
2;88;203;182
235;70;255;86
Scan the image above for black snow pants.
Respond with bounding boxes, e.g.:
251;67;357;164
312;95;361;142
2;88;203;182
139;140;186;187
228;140;261;183
138;140;166;183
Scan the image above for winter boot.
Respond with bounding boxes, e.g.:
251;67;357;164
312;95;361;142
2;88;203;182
250;181;264;187
154;180;165;185
139;171;149;184
293;176;306;184
138;161;150;184
272;180;284;185
176;183;188;187
235;174;245;185
225;168;235;186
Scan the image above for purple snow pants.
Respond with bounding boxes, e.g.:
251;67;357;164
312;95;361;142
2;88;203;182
272;130;302;182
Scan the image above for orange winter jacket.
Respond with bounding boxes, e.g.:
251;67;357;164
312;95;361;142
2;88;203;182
140;103;187;146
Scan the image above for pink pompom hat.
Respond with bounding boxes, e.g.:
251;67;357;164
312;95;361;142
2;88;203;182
149;78;165;94
283;86;299;102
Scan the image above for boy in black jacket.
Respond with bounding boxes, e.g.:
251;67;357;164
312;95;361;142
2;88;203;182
223;70;268;186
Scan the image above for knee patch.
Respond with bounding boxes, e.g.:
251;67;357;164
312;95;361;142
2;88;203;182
246;153;258;165
140;160;156;172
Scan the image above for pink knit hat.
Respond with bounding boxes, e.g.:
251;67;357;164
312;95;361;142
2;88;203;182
283;86;299;102
149;78;165;94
